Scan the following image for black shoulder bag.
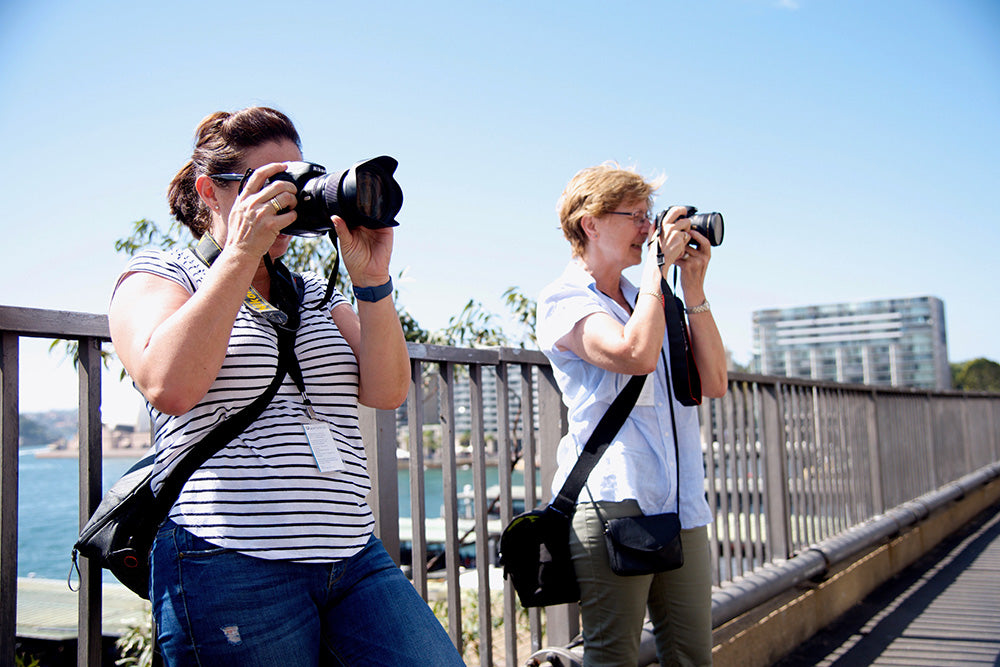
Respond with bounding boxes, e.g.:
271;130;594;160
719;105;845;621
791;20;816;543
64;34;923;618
499;373;647;607
71;251;302;599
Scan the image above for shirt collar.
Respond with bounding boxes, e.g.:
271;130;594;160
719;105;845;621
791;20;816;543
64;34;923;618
564;260;639;322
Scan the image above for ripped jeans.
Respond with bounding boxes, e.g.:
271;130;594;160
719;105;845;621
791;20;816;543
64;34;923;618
150;520;465;667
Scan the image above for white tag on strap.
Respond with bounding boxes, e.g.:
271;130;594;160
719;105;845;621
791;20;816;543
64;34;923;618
303;421;345;473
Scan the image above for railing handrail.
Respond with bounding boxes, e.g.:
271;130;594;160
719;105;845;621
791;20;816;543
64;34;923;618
3;303;1000;667
0;305;110;340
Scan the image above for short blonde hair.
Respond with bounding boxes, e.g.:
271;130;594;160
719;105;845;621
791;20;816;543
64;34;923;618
557;162;664;257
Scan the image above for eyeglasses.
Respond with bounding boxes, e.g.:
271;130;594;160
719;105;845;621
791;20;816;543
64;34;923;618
209;173;247;183
608;210;652;227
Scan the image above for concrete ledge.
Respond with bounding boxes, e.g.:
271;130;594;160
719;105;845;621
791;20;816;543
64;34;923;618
711;477;1000;667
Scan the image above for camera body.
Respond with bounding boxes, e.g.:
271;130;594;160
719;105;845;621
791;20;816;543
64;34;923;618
258;156;403;236
654;206;724;247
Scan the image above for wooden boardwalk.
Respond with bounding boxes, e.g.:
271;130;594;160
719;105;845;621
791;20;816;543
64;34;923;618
776;504;1000;666
16;578;147;641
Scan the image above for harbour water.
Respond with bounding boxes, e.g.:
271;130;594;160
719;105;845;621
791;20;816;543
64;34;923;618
17;446;525;582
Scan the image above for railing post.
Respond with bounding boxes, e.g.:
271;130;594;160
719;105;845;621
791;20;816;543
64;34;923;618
360;406;400;563
437;361;463;650
923;393;937;489
468;364;494;666
867;390;885;515
406;358;429;599
520;363;545;651
536;364;577;646
760;382;790;560
1;332;19;667
77;337;103;667
495;361;519;665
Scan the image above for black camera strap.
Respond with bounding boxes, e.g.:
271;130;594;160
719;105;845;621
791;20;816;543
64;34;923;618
662;276;702;407
193;234;304;327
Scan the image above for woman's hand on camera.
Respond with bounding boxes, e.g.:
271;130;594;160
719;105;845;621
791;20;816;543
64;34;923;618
652;206;693;272
332;217;394;289
224;162;297;259
676;226;711;295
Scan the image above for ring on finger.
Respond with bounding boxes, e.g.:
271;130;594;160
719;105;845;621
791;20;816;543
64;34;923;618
682;252;691;260
269;197;282;215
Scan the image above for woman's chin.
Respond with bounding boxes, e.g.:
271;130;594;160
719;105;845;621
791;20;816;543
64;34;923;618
269;235;292;258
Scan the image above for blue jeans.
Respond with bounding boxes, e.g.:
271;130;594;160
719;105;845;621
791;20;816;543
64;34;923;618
150;520;466;667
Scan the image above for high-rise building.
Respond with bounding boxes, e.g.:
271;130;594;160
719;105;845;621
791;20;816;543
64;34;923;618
751;296;949;390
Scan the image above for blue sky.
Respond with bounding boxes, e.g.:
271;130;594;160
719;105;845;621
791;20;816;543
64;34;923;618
2;0;998;423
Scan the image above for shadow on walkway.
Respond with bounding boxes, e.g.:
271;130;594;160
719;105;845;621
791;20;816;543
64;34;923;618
775;502;1000;666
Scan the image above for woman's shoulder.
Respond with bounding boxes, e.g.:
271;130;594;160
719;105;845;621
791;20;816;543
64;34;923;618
119;246;201;293
539;261;591;301
125;245;197;269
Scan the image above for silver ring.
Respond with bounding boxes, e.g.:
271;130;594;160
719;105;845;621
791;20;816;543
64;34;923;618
269;198;282;215
682;252;691;260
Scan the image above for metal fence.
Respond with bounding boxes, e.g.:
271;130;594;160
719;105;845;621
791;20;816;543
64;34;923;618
2;305;1000;667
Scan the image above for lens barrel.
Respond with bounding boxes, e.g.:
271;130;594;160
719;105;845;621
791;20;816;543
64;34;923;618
270;157;403;236
688;212;724;247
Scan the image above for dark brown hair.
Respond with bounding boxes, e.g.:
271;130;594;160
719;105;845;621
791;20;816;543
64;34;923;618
167;106;301;237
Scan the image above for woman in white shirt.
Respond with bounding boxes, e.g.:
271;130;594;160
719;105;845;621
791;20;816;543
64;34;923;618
536;163;727;666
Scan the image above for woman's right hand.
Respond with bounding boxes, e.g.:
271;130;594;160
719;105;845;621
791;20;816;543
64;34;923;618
220;163;298;258
640;206;691;293
653;206;693;269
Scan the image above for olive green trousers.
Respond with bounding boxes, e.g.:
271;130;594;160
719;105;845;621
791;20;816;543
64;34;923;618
570;500;713;667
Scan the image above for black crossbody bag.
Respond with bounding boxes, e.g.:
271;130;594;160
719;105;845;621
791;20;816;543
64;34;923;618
70;252;303;599
499;373;647;607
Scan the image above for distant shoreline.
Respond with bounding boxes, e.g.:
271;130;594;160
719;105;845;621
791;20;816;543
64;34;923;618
32;447;145;459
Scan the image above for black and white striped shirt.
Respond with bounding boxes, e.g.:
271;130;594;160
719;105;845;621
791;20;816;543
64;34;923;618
118;248;373;562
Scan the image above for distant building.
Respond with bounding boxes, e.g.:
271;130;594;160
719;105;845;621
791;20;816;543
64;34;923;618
395;366;540;447
751;296;949;390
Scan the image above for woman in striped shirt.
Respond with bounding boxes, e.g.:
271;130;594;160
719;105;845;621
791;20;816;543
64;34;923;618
109;106;464;667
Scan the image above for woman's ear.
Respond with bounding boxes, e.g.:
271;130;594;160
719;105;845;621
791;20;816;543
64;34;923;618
581;214;600;242
194;174;222;212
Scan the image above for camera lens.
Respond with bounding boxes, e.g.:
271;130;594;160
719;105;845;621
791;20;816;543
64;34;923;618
689;212;724;247
272;157;403;236
356;171;385;219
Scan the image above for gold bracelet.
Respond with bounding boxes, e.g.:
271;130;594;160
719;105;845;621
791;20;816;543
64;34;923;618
640;291;664;307
685;299;711;314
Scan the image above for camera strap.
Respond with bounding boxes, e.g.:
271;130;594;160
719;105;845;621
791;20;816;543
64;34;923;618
312;230;340;314
661;275;702;407
192;234;303;327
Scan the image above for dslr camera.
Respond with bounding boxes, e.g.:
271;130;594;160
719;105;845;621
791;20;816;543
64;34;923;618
654;206;724;247
238;156;403;236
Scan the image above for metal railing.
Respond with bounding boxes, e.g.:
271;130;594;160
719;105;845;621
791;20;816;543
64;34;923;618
3;304;1000;667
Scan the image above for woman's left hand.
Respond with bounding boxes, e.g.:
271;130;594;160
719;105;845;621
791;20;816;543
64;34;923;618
331;216;394;288
675;226;711;299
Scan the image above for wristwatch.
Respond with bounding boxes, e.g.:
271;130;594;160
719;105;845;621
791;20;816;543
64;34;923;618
685;299;711;315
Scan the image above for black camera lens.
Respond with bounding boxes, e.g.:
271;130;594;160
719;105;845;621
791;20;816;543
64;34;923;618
688;212;724;247
259;156;403;237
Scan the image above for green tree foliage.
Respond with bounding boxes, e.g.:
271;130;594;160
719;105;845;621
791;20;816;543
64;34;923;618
951;358;1000;392
112;218;535;348
18;414;60;447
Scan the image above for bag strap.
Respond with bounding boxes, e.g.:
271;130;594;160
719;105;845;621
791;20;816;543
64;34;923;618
154;241;305;515
151;324;294;515
553;278;700;517
551;372;646;516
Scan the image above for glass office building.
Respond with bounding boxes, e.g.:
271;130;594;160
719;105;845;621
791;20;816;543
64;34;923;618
751;296;949;390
